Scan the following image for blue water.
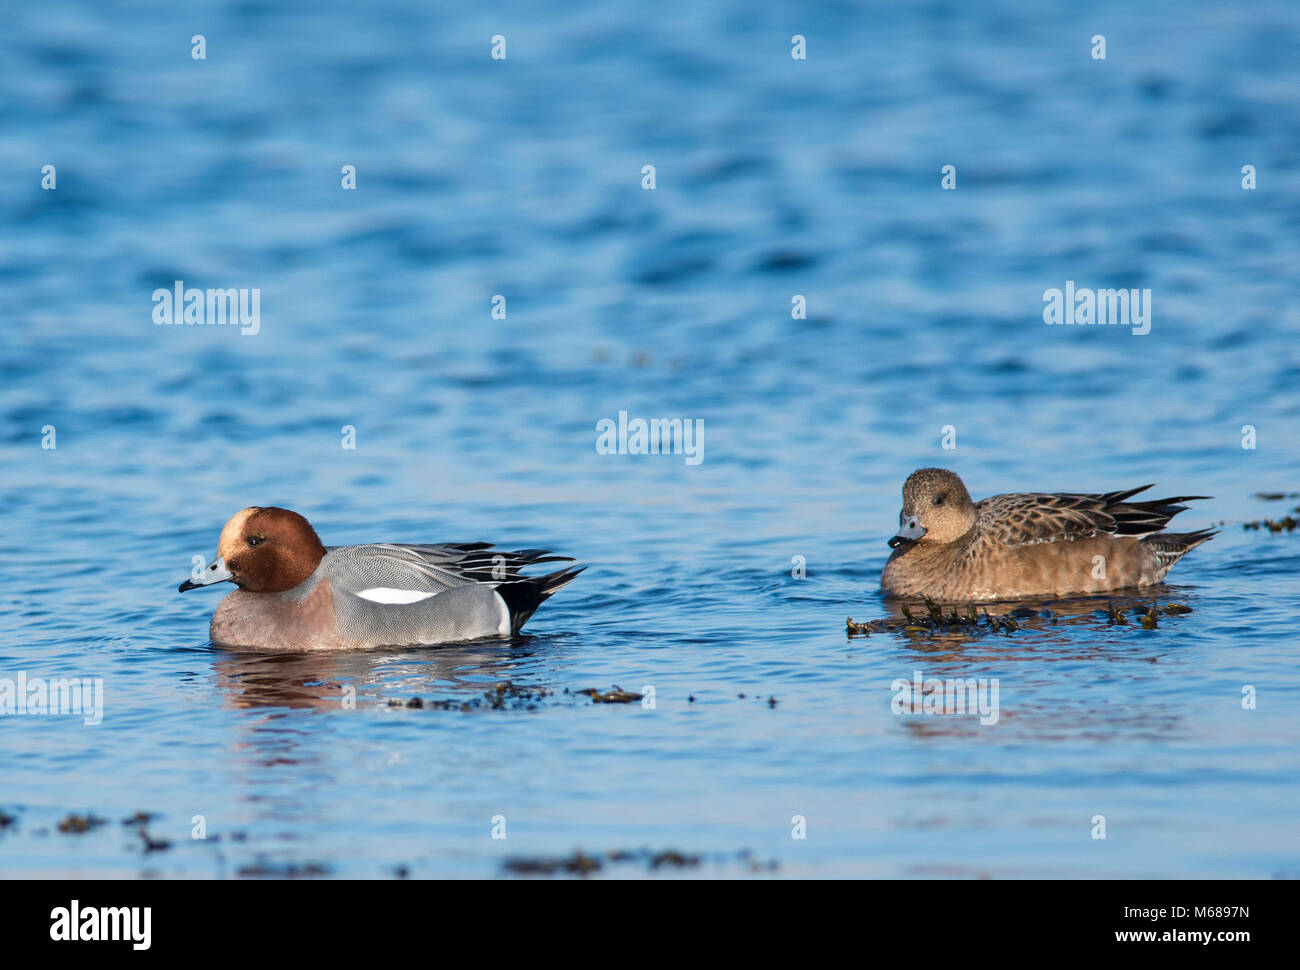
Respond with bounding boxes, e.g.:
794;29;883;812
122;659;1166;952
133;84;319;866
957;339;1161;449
2;0;1299;878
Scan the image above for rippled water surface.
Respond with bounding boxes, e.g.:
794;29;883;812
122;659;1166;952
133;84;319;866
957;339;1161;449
2;0;1299;877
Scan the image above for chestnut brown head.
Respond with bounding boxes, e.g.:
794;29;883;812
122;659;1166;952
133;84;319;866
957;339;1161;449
179;507;327;593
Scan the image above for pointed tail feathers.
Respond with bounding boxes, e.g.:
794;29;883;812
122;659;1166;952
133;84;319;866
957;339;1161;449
1103;486;1213;537
495;564;585;634
1142;528;1217;579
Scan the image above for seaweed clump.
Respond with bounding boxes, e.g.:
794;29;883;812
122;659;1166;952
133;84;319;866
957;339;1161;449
502;847;776;877
847;599;1019;638
576;686;644;704
57;813;107;834
848;597;1195;638
1243;516;1298;534
387;681;552;712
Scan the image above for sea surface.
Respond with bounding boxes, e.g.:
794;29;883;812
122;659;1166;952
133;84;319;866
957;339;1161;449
1;0;1298;878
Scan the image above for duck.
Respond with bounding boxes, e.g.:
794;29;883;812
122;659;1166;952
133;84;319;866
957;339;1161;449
881;468;1214;601
179;507;583;651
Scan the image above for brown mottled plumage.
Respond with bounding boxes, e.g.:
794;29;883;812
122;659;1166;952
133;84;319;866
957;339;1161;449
881;469;1215;601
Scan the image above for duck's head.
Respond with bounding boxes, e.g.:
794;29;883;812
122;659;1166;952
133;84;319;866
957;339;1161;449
888;468;977;548
179;507;327;593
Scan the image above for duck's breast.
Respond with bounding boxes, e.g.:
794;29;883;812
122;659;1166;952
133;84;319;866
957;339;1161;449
210;579;340;651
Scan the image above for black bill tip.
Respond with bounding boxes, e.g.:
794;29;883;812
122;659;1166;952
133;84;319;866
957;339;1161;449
887;536;904;549
178;579;199;592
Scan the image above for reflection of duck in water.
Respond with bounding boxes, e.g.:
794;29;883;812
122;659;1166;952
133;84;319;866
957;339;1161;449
883;469;1214;601
180;507;582;650
210;642;536;712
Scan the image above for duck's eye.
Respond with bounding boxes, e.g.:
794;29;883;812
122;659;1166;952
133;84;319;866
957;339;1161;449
247;535;265;547
934;494;947;506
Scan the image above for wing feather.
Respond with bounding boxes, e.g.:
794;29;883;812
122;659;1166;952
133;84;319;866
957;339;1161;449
974;486;1208;548
321;542;578;595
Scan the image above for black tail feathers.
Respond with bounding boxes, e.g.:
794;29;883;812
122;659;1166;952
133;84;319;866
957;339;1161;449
495;564;585;634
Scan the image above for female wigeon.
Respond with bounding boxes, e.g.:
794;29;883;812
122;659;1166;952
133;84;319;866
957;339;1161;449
881;468;1215;601
179;507;583;651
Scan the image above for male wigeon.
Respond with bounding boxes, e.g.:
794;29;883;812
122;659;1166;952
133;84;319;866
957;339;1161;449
179;507;583;651
881;468;1215;601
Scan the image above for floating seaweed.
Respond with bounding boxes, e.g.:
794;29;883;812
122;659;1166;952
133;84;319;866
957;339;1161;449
848;600;1014;638
1243;516;1298;533
137;827;171;853
1141;601;1160;629
849;596;1194;638
502;847;774;877
386;680;553;712
503;851;602;876
577;686;643;704
846;617;883;636
57;813;107;834
236;857;330;878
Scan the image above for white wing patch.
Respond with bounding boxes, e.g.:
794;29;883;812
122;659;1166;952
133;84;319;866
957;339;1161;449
356;587;439;605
